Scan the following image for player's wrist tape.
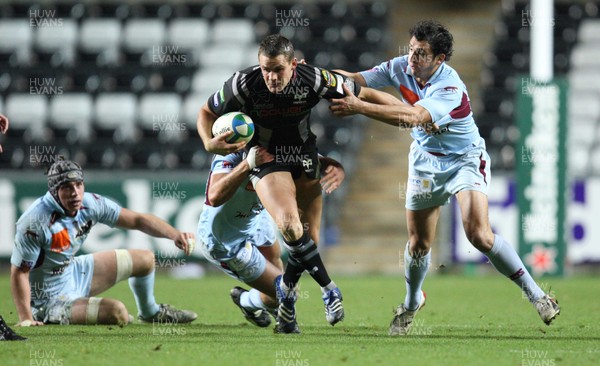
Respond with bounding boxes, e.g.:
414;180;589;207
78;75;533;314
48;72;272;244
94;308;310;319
246;146;258;170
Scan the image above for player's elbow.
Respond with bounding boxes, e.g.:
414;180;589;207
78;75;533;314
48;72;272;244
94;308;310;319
10;265;29;292
206;189;226;207
10;264;29;278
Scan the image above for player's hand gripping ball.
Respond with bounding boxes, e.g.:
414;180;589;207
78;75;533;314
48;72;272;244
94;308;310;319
212;112;255;144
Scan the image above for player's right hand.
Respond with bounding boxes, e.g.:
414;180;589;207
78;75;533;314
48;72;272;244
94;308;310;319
16;319;44;327
205;131;247;156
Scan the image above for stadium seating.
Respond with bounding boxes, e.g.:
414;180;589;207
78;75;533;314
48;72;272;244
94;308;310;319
48;93;93;143
0;1;387;172
78;18;122;67
5;93;48;142
479;0;593;172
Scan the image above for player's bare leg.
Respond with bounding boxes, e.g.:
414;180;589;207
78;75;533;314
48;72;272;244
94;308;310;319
456;190;559;325
259;243;284;271
295;173;322;244
90;249;154;294
255;171;303;241
90;249;196;324
256;172;304;333
390;206;439;336
296;173;344;325
70;297;129;325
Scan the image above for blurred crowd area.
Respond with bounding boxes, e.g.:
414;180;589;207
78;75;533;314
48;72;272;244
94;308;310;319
0;1;388;172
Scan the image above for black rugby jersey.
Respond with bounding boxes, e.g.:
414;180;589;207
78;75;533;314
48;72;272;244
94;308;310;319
207;63;361;152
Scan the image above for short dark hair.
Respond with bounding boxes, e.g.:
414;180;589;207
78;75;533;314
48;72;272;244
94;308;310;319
409;20;454;62
258;34;295;62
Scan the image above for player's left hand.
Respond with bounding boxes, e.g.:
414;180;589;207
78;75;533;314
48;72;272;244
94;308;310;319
329;84;361;117
174;232;196;256
422;121;440;135
320;157;345;194
205;131;247;156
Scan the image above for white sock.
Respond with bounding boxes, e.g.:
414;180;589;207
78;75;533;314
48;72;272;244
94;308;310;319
403;243;430;311
240;288;266;311
485;235;545;302
321;281;337;294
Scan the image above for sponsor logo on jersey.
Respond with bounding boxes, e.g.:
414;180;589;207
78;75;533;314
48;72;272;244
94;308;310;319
25;229;39;239
443;86;458;93
293;90;309;104
213;87;225;108
75;220;93;238
255;105;307;118
302;158;313;171
321;70;337;88
51;258;73;276
431;125;450;135
19;260;34;271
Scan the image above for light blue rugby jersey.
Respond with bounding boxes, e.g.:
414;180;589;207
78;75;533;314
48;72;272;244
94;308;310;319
198;152;274;252
11;192;121;302
360;55;483;155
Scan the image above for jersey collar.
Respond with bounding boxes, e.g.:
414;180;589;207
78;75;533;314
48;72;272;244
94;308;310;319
43;191;68;216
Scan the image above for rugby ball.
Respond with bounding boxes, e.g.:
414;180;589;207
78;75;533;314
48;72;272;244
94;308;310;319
212;112;254;144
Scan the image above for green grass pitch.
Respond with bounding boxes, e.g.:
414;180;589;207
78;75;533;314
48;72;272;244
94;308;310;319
1;273;599;365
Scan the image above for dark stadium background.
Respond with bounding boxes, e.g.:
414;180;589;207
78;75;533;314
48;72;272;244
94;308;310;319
1;0;598;277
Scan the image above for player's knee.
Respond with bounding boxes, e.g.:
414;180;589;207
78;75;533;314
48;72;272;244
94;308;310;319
139;250;155;273
129;249;155;276
104;300;129;325
408;237;431;255
278;220;303;242
466;228;494;252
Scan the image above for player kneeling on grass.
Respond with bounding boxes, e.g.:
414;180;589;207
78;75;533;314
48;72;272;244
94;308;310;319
197;145;345;332
10;159;197;327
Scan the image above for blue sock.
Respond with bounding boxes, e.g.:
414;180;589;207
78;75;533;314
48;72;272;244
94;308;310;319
240;288;266;311
128;271;160;318
485;235;545;302
403;243;430;310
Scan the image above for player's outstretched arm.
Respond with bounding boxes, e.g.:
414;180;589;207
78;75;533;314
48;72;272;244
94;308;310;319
10;265;43;326
116;209;195;255
330;84;435;130
197;103;246;155
332;69;367;87
207;146;274;207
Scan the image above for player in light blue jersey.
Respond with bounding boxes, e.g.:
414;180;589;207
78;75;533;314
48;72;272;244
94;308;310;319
331;20;559;335
197;146;345;331
11;159;198;327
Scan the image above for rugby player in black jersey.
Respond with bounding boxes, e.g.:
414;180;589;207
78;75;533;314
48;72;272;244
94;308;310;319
197;34;361;333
